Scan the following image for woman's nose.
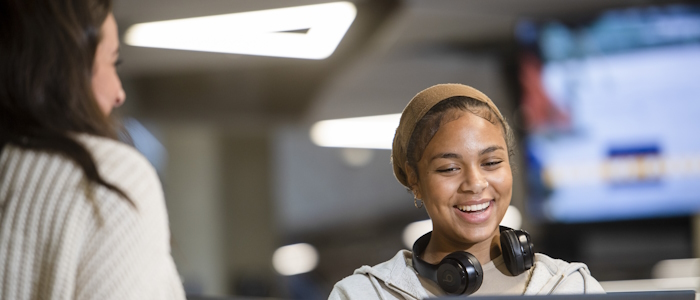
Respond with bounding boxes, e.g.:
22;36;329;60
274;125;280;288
115;87;126;108
460;168;489;194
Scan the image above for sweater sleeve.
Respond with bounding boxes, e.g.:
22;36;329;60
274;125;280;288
74;136;186;300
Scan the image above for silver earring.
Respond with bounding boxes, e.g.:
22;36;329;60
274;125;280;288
414;196;424;209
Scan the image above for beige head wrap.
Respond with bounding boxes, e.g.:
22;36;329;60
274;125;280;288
391;83;507;188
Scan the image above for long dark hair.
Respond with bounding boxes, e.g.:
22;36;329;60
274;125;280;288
0;0;133;205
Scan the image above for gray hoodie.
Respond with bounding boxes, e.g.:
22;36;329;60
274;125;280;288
329;250;604;300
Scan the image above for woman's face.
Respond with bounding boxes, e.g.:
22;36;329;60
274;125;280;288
91;13;125;116
411;110;512;247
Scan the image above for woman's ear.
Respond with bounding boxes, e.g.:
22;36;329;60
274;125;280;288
405;162;422;200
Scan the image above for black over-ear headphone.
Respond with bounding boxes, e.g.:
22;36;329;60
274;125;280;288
411;226;534;295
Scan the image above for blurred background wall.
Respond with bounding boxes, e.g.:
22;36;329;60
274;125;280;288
111;0;700;298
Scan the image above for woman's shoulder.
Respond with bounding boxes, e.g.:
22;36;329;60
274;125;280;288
533;253;595;276
1;135;152;202
330;250;426;300
529;253;605;294
332;273;377;291
76;134;160;195
333;250;408;288
533;253;579;274
330;272;406;300
75;133;168;218
75;134;155;176
66;136;183;299
2;133;160;207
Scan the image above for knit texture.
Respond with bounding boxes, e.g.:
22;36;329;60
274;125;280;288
0;134;186;300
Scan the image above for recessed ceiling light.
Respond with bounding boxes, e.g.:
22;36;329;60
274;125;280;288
272;243;319;276
124;2;357;60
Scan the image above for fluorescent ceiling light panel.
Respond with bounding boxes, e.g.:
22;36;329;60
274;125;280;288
310;113;401;149
124;2;357;59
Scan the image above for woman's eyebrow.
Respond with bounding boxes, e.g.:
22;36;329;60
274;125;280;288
480;145;504;155
430;152;461;161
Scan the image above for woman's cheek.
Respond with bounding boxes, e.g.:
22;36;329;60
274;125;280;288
491;165;512;183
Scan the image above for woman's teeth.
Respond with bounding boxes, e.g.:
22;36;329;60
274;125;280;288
457;202;490;212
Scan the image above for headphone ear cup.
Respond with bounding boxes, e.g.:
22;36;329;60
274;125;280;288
500;228;534;276
436;252;483;295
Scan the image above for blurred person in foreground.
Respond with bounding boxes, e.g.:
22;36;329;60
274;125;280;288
0;0;186;299
329;84;604;299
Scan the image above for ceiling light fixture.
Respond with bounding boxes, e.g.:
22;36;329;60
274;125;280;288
124;2;357;60
272;243;319;276
310;113;401;149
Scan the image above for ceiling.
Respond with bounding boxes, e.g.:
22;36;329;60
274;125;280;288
113;0;673;74
112;0;688;122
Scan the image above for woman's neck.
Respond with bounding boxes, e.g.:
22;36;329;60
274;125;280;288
421;231;502;265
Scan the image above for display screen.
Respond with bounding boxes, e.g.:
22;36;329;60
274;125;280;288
516;5;700;223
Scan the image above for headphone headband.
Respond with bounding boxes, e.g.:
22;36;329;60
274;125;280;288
411;231;437;281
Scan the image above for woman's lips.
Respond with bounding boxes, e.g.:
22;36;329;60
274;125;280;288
453;200;494;224
456;201;491;212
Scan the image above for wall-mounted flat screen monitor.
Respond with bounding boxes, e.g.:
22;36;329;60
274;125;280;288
516;5;700;223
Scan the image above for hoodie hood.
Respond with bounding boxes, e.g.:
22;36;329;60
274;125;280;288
339;250;603;299
352;251;427;299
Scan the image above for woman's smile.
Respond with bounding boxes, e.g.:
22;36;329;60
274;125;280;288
456;200;491;213
454;199;495;223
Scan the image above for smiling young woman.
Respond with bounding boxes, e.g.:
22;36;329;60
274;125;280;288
408;106;513;265
329;84;604;300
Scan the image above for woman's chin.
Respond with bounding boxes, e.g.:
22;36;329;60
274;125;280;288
458;230;496;245
450;220;500;246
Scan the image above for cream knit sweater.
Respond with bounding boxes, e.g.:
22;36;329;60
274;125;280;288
0;134;186;300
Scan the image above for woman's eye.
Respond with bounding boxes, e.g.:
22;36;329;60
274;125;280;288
483;161;503;167
437;167;459;173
